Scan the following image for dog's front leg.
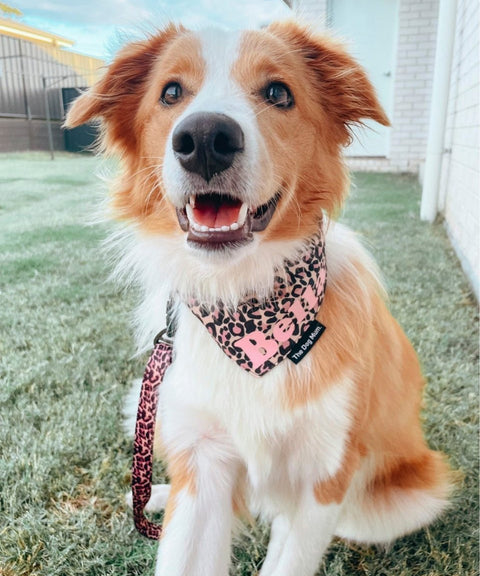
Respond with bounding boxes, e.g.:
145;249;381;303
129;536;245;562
260;488;341;576
155;430;239;576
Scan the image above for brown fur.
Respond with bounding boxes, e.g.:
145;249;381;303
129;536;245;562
162;450;196;532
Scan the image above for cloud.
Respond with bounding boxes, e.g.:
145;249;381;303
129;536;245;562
15;0;292;59
16;0;290;28
16;0;154;26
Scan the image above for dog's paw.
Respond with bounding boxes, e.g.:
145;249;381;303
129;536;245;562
125;484;171;512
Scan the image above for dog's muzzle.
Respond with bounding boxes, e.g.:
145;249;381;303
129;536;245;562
173;112;280;251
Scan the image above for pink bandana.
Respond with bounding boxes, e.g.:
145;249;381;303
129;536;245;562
187;230;327;376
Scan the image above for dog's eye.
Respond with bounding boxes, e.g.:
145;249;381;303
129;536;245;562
160;82;183;106
264;82;294;109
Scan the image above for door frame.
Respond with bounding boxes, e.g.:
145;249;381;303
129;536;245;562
326;0;399;157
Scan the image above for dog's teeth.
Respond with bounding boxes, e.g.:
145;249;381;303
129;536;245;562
185;203;194;222
184;199;245;234
237;203;248;226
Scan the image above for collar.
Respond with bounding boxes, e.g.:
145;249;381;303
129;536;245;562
186;229;327;377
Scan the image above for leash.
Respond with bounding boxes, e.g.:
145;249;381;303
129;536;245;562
131;297;177;540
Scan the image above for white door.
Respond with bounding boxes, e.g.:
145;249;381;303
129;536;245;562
329;0;398;156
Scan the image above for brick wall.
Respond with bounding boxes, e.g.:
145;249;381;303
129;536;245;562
292;0;478;297
389;0;439;171
440;0;479;299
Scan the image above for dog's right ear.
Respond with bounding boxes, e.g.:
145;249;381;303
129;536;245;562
64;24;182;129
268;21;389;147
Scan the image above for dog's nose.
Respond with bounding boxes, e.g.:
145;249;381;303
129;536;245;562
172;112;244;182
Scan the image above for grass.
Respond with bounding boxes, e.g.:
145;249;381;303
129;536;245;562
0;153;478;576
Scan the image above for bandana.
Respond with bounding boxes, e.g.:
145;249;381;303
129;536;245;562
187;230;327;376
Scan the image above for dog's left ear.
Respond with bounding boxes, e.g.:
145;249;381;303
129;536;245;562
269;21;390;144
64;38;163;128
64;24;183;152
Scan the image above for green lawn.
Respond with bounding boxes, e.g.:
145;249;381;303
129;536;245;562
0;153;478;576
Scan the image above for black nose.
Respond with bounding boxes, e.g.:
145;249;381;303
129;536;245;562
172;112;244;182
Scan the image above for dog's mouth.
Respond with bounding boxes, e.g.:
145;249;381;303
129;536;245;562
176;192;280;250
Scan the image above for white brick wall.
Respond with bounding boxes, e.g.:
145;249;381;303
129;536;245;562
389;0;439;171
440;0;479;299
347;157;403;172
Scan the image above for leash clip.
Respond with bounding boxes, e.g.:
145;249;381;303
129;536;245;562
153;328;174;346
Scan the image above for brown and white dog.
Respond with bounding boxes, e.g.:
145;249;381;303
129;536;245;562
66;21;452;576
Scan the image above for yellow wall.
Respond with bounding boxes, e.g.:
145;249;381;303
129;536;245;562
0;17;104;86
41;46;104;86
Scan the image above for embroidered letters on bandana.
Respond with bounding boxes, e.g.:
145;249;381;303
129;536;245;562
188;232;327;377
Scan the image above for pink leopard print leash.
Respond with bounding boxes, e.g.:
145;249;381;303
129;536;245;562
131;330;172;539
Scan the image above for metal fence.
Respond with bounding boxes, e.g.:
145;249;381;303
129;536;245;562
0;34;103;121
0;33;104;155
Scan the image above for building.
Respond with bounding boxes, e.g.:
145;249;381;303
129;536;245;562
436;0;479;299
0;17;104;152
288;0;479;299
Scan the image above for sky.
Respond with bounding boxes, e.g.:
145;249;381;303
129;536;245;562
12;0;292;61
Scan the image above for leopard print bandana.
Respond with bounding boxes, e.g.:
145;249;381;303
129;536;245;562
187;230;327;376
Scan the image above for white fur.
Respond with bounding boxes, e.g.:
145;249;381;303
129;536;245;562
325;221;386;303
119;216;446;573
160;303;354;486
125;483;171;512
109;226;308;354
116;219;380;576
122;377;142;437
155;435;240;576
260;498;341;576
153;302;354;576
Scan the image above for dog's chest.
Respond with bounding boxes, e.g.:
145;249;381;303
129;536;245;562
160;304;353;491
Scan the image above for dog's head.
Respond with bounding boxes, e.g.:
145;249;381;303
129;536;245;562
66;21;388;260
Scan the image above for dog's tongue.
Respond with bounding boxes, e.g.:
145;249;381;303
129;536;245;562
193;195;242;228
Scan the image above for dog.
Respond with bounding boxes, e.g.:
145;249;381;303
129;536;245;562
65;20;452;576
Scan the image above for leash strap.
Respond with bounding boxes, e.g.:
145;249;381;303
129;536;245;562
132;330;173;540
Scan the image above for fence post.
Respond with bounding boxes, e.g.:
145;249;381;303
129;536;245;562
42;76;55;160
18;41;34;149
